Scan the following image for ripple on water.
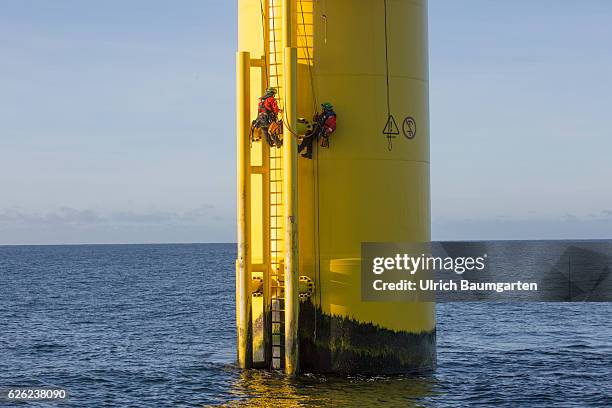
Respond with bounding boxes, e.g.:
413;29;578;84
0;244;610;407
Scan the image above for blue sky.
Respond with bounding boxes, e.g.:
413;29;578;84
0;0;611;244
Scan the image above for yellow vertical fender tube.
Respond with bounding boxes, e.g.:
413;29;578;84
282;0;300;377
236;51;253;369
296;0;436;373
283;47;299;376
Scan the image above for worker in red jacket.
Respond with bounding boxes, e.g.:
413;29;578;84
298;102;337;159
259;88;280;116
252;87;282;147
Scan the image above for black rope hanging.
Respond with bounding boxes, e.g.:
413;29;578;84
383;0;393;151
259;0;269;88
299;0;318;115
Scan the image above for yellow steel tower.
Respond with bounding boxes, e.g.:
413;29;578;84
237;0;435;375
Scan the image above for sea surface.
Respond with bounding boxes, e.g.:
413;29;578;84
0;243;610;407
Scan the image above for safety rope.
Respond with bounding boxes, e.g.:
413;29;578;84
259;0;269;87
279;0;321;138
269;0;301;138
258;0;322;339
298;1;322;342
296;0;321;342
314;128;322;342
383;0;393;151
312;132;317;341
299;0;318;114
271;0;278;87
257;0;318;141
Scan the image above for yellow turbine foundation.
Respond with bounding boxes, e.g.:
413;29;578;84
236;0;435;374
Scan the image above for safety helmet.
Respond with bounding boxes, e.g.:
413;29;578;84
265;87;277;95
321;102;333;110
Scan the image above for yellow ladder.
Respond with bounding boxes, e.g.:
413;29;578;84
267;0;286;371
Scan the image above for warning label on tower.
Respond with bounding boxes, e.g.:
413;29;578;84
382;115;400;136
402;116;416;139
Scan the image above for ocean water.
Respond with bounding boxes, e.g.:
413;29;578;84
0;243;610;407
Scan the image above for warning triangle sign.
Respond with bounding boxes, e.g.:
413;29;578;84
382;115;400;136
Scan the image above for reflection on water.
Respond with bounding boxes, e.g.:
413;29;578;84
225;370;437;407
216;302;612;407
